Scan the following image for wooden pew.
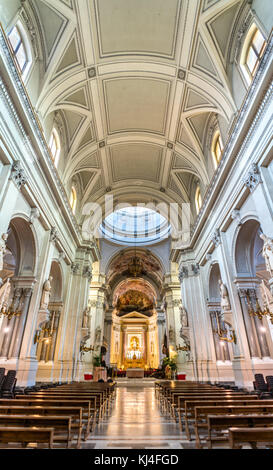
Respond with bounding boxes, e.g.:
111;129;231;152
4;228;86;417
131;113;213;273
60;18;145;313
174;393;256;423
0;427;54;448
20;391;103;419
194;404;273;448
229;427;273;449
44;388;110;417
0;406;82;448
0;415;71;448
2;398;94;439
166;390;243;416
207;414;273;448
183;397;264;437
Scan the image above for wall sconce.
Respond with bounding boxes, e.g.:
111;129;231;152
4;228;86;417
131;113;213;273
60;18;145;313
246;287;273;324
34;325;53;345
80;345;94;353
0;306;22;321
176;344;191;351
212;313;236;344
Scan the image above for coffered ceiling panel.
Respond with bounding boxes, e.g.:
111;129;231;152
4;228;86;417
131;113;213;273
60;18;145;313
104;78;170;135
94;0;181;58
110;144;162;182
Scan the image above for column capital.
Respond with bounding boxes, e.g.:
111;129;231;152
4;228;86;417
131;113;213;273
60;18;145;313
243;163;262;192
178;266;188;282
50;227;59;243
211;229;221;247
9;161;27;189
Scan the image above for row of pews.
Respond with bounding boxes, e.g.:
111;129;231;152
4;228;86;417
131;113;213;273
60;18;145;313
155;380;273;449
0;381;116;448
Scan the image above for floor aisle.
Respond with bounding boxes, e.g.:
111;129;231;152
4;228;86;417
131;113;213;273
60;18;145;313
84;384;192;449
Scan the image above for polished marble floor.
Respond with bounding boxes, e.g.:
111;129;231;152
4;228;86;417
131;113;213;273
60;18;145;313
84;384;192;449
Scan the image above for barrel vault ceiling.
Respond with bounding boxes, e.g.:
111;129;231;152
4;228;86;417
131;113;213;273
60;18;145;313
30;0;242;210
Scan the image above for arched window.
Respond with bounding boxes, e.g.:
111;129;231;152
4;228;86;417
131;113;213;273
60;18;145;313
70;186;77;214
241;25;266;84
211;131;224;168
195;186;202;215
49;128;61;166
8;22;32;79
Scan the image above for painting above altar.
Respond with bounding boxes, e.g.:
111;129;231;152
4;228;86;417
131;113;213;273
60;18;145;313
116;290;154;316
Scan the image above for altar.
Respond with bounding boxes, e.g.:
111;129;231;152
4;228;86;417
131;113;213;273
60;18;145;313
126;368;144;378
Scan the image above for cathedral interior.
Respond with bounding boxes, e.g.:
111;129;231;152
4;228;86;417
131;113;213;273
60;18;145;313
0;0;273;451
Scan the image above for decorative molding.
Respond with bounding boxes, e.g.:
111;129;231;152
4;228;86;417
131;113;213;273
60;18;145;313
82;265;92;281
9;161;27;189
29;207;40;224
20;2;39;60
191;264;200;276
88;67;96;78
179;266;188;282
234;10;253;63
177;68;186;80
71;263;80;275
50;227;58;243
211;229;221;248
231;209;241;224
243;163;262;192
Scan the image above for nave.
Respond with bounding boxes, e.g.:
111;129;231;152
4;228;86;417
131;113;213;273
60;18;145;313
86;384;183;449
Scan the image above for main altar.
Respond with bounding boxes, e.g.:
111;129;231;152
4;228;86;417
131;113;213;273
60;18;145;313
124;335;145;373
110;309;160;372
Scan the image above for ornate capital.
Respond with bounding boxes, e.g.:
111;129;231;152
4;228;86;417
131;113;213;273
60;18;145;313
191;263;200;276
83;265;92;281
10;161;26;189
211;229;221;247
172;299;182;308
231;209;241;224
243;164;262;192
50;227;58;243
179;266;188;282
71;263;80;275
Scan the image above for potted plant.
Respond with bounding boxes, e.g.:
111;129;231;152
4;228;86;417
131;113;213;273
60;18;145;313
162;356;177;379
93;355;101;367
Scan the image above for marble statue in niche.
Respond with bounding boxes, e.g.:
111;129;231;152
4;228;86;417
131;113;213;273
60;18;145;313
82;307;90;329
219;280;231;311
169;326;175;342
94;326;101;346
260;233;273;277
0;233;8;272
40;276;53;311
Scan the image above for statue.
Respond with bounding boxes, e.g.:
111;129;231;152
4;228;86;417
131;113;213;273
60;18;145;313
180;305;188;328
260;233;273;277
82;307;89;329
40;276;53;311
218;280;231;311
169;327;175;342
0;233;8;272
94;326;101;345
